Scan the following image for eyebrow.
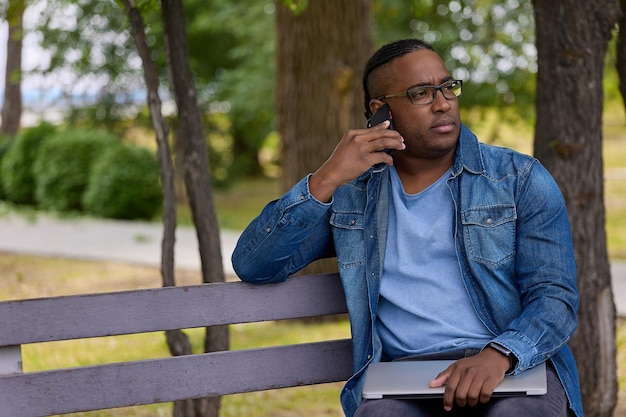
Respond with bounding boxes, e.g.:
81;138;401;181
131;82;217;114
406;76;454;89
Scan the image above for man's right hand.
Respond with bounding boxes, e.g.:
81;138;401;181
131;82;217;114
309;121;405;202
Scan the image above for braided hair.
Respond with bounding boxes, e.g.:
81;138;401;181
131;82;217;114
362;39;435;118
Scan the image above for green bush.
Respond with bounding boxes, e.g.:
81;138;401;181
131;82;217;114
1;122;57;205
33;129;120;212
0;134;13;199
83;144;162;220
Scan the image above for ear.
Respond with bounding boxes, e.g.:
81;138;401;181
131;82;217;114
369;99;386;116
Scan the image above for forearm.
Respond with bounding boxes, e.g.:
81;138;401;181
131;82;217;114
231;175;334;284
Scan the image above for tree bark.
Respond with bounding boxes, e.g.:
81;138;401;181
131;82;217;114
532;1;622;416
162;2;228;416
617;0;626;115
120;1;196;414
275;0;373;275
1;0;24;136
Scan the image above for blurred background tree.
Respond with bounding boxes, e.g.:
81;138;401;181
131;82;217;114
5;0;622;186
3;0;560;185
0;0;24;136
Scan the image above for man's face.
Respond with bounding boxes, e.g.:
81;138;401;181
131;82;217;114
371;49;461;161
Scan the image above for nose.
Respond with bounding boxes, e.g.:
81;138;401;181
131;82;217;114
431;88;452;112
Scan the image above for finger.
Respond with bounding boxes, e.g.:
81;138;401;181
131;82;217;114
381;137;405;153
441;369;461;411
477;374;500;404
479;385;495;404
465;380;483;407
365;132;404;154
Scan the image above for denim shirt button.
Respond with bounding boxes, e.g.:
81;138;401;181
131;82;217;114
486;218;493;224
265;227;271;233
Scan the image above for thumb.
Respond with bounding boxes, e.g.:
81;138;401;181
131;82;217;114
429;373;449;388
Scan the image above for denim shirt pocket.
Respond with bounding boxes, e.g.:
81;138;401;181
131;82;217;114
330;211;366;268
461;205;517;266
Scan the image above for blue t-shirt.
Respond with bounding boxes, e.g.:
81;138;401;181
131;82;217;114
377;166;492;359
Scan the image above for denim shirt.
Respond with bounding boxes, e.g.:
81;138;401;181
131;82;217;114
232;124;582;417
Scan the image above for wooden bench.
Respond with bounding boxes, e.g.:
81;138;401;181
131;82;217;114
0;273;352;417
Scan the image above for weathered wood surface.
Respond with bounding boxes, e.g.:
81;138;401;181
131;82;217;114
0;339;352;417
0;273;347;346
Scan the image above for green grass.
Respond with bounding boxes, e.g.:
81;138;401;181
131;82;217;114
617;319;626;417
175;177;282;231
213;177;282;231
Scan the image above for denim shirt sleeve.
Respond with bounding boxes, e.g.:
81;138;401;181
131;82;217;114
488;161;579;375
231;175;335;284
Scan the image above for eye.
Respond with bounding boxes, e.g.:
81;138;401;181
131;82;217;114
408;87;428;100
443;81;456;91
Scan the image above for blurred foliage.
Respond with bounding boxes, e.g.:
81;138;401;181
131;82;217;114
604;30;623;105
83;144;162;220
33;129;120;212
32;0;277;184
9;0;623;186
0;134;14;199
0;122;58;205
280;0;309;15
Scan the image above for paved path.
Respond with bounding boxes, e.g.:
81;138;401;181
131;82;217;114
0;213;624;317
0;213;239;275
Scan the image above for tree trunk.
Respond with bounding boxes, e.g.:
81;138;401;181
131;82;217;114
1;0;24;136
617;0;626;115
532;2;622;416
162;2;228;416
275;0;373;275
121;1;196;414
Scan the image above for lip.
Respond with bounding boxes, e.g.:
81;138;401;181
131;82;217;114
431;119;456;133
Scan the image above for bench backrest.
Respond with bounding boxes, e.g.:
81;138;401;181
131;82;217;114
0;273;352;417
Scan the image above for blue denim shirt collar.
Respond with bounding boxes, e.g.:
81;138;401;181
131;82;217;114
453;123;485;176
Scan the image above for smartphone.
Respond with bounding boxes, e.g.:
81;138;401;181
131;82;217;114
366;104;394;130
366;104;394;155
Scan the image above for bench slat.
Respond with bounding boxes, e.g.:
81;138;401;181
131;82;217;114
0;339;353;417
0;273;347;346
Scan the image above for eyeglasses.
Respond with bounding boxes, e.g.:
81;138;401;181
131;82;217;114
377;79;463;106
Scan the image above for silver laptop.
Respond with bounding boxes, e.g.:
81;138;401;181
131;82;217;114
362;360;547;399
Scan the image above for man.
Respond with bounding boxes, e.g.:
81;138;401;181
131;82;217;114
232;39;582;417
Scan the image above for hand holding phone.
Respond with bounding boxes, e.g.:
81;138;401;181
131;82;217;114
366;104;394;155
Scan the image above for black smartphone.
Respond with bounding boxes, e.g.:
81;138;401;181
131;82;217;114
366;104;394;155
366;104;394;130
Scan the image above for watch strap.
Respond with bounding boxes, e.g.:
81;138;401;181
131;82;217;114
487;342;516;373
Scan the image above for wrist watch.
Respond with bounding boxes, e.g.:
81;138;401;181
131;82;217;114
487;342;516;373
